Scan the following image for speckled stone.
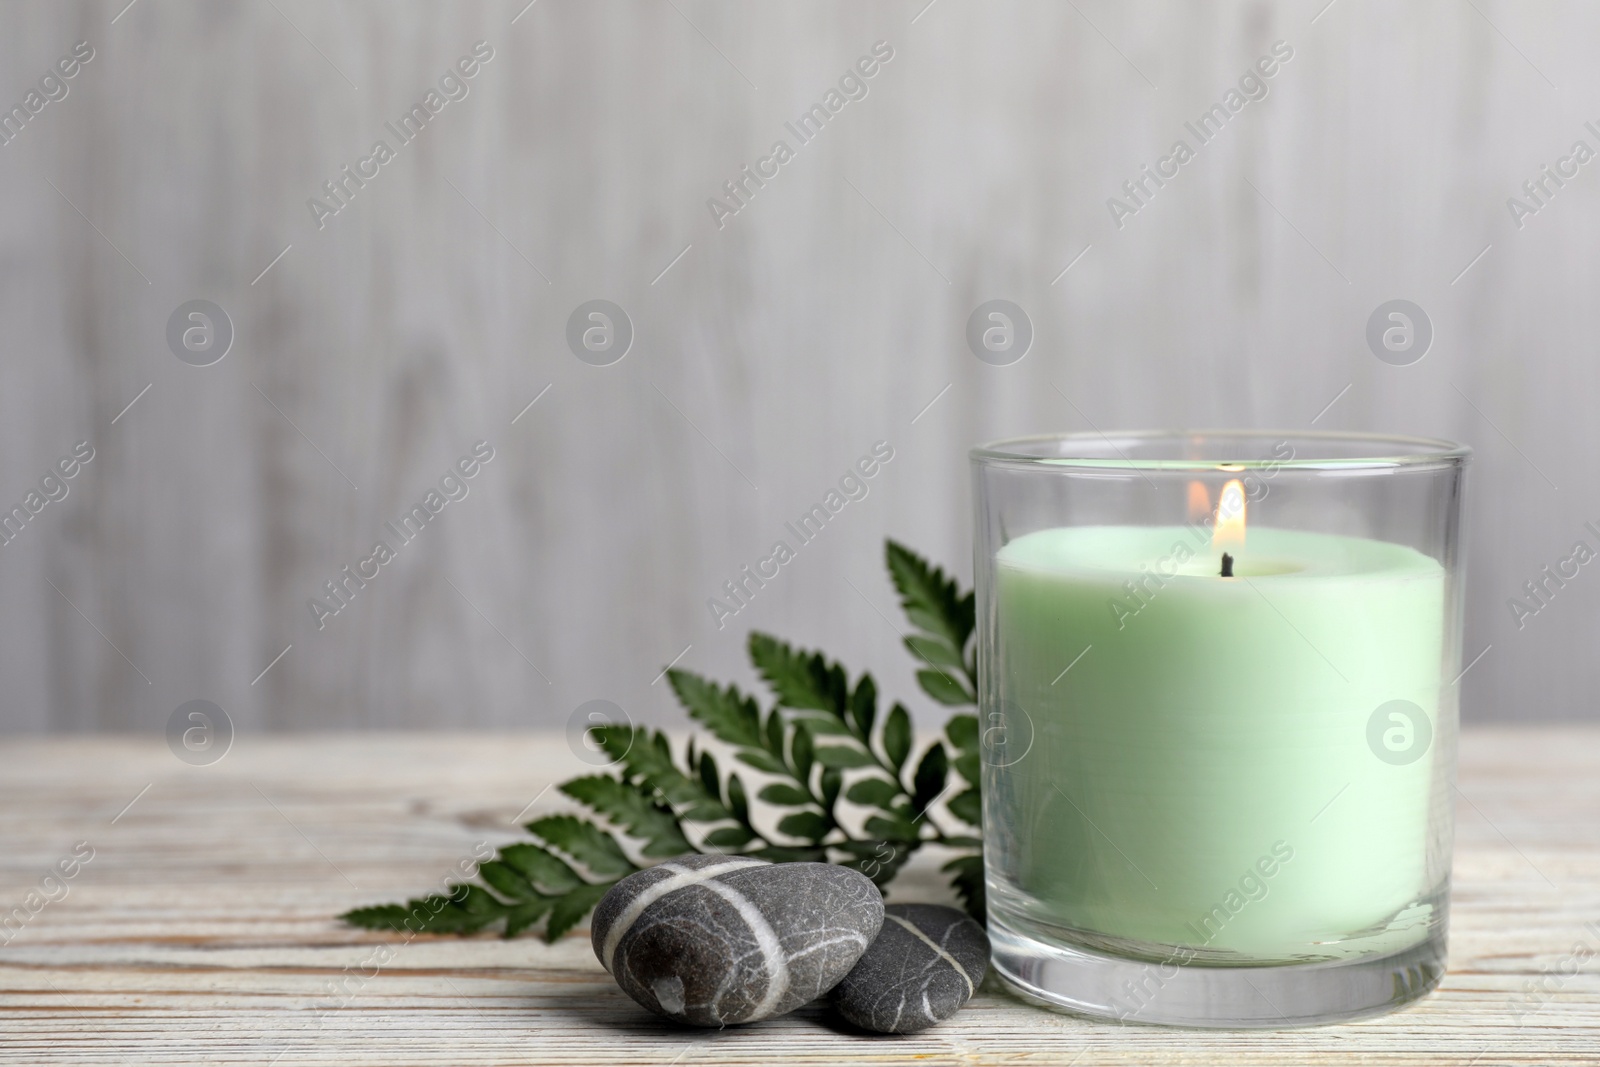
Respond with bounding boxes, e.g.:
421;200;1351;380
830;903;989;1033
591;855;884;1027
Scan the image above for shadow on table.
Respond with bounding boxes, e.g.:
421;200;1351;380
540;995;907;1041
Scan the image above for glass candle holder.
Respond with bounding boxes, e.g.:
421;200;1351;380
971;431;1470;1028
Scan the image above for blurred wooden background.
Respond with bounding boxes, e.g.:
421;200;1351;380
0;0;1592;733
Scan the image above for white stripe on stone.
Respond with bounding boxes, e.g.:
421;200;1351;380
886;913;976;996
651;975;685;1015
600;858;768;972
698;877;791;1020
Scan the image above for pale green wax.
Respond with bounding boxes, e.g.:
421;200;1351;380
989;525;1445;959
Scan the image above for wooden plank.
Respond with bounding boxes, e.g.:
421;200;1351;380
0;0;1593;734
1;729;1597;1064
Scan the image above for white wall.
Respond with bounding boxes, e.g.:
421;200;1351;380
0;0;1592;733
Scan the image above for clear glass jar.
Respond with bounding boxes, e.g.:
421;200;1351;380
971;431;1470;1027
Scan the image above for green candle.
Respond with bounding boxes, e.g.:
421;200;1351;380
987;523;1446;962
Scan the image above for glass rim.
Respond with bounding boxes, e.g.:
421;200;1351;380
969;429;1471;473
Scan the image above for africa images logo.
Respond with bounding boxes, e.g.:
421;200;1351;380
306;41;495;231
705;41;895;230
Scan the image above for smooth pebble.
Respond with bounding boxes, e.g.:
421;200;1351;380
591;855;884;1027
830;902;989;1033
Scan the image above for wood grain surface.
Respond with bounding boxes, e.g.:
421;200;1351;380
2;1;1597;735
1;729;1596;1065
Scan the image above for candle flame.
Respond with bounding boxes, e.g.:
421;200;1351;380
1213;479;1247;551
1186;481;1211;521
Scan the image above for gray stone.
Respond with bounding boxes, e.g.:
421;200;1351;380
591;855;884;1027
830;903;989;1033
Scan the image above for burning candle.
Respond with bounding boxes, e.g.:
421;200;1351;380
972;432;1468;1026
988;490;1444;955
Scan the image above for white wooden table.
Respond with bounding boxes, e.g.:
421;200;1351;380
1;730;1596;1065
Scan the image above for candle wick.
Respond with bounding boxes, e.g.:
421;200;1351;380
1221;552;1234;578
